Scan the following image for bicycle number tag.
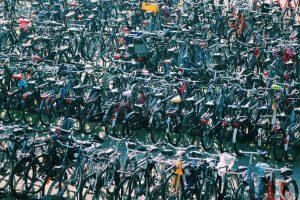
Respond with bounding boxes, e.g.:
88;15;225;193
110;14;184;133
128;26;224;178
232;128;238;143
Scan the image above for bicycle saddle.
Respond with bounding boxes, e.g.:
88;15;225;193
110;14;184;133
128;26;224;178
241;102;251;109
293;107;300;114
186;97;196;102
228;105;238;110
281;168;293;177
277;112;287;119
237;166;248;172
258;105;269;111
205;100;215;107
154;93;164;98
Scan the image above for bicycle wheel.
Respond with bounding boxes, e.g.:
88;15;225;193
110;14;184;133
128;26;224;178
282;180;299;200
49;98;66;127
87;35;102;62
125;113;144;139
201;117;216;151
150;110;165;143
59;162;83;200
25;154;52;195
167;115;182;146
233;126;252;156
104;104;117;136
235;183;254;200
105;5;118;27
128;169;150;200
165;173;184;199
66;101;84;132
273;130;285;162
98;166;119;198
219;127;232;153
286;143;299;162
0;149;13;192
80;172;101;200
114;176;131;200
199;178;217;200
82;100;101;134
10;156;31;197
22;98;40;127
181;113;197;147
114;106;131;139
39;97;52;126
258;128;271;159
150;184;165;199
0;93;9;123
7;92;23;122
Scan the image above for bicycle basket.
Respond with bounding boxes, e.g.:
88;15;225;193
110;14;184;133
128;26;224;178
142;3;159;14
133;36;150;56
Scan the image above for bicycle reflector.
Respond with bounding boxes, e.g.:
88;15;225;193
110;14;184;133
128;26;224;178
232;123;240;127
200;119;207;124
222;121;228;127
19;19;30;30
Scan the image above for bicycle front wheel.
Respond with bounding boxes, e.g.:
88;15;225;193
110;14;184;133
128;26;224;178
235;183;254;200
282;180;299;200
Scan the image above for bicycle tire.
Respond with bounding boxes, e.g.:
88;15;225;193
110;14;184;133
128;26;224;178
128;168;151;200
9;156;31;197
114;106;131;139
273;129;285;162
201;117;216;151
167;114;182;146
282;179;299;200
22;98;40;127
39;98;52;126
219;127;232;153
235;182;254;200
150;110;166;143
114;176;131;200
59;162;83;200
149;184;164;199
0;149;13;192
80;172;101;200
25;154;52;195
258;128;271;159
0;93;10;123
199;178;217;200
7;92;23;122
181;113;197;147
